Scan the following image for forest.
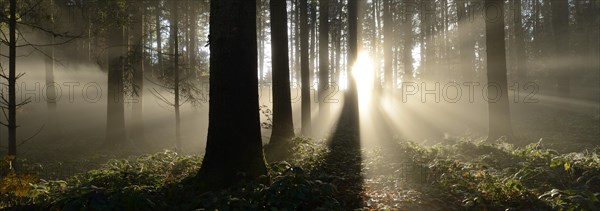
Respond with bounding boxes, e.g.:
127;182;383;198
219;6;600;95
0;0;599;210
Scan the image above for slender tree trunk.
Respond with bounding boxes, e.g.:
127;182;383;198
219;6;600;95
551;0;570;96
257;0;264;82
484;0;512;141
196;0;268;190
513;0;527;82
45;0;61;140
456;0;473;81
171;0;181;151
300;0;311;135
383;0;393;88
295;0;302;85
8;0;17;156
318;0;330;123
310;0;317;86
156;0;163;75
402;0;413;81
131;0;146;144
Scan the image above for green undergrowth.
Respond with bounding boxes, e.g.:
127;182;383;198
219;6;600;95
1;137;340;210
2;136;600;210
376;137;600;210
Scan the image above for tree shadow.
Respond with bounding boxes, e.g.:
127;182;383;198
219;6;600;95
311;99;364;209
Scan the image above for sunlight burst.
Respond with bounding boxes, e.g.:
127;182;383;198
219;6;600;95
352;51;375;109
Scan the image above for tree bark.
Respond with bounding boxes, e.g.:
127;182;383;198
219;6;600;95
383;0;393;88
171;0;181;151
131;0;145;144
268;0;295;149
551;0;570;96
484;0;512;141
347;0;359;127
105;25;128;148
45;0;62;140
300;0;311;135
318;0;330;122
196;0;268;190
8;0;17;156
155;0;163;75
402;0;413;81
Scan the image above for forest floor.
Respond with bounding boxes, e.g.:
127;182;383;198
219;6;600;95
1;102;599;209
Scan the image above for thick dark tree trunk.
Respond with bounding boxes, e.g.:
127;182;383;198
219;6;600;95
268;0;295;149
318;0;330;124
551;0;570;97
105;25;128;148
196;0;268;190
484;0;512;141
8;0;17;156
383;0;393;88
300;0;311;135
347;0;359;127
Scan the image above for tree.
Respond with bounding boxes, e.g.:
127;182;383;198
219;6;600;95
512;0;527;82
196;0;268;190
300;0;311;135
104;2;128;148
130;0;145;144
401;0;413;82
171;0;181;151
318;0;330;123
7;0;17;156
347;0;359;127
456;0;475;81
484;0;512;141
44;0;62;141
383;0;393;88
551;0;570;96
269;0;295;147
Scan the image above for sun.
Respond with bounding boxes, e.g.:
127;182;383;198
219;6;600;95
352;51;375;108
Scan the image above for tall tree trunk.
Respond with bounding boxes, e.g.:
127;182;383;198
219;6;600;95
196;0;268;190
257;0;264;82
310;0;317;85
131;0;145;144
513;0;527;82
45;0;62;140
347;0;359;127
300;0;311;135
295;0;302;85
318;0;330;122
171;0;181;151
105;25;128;148
551;0;570;96
402;0;413;81
484;0;512;141
156;0;163;75
456;0;474;81
268;0;295;149
383;0;393;88
8;0;17;156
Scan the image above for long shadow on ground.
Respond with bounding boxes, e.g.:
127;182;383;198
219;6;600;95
310;101;365;209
